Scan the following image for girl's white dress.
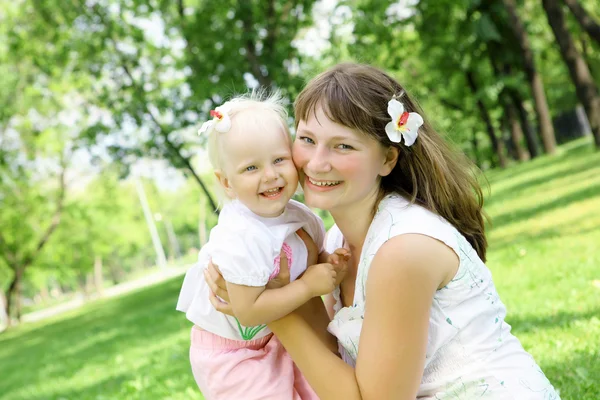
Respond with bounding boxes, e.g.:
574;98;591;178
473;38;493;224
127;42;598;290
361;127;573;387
177;199;324;341
325;194;560;399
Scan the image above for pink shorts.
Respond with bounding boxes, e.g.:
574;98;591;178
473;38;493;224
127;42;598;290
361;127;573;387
189;326;319;400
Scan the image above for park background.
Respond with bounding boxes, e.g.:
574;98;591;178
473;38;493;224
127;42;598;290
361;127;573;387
0;0;599;399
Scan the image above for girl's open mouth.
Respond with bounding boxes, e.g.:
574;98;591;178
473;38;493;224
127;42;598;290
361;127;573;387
260;187;284;198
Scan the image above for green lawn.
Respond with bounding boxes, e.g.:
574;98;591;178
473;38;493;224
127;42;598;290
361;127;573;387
482;138;600;399
1;138;599;399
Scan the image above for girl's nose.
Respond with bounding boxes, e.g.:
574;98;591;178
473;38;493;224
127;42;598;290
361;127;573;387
263;165;278;182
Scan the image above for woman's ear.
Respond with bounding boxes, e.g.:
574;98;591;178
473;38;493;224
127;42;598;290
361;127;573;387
214;170;235;199
379;146;399;177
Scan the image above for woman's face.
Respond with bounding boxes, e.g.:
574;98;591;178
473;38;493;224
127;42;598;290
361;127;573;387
293;105;395;213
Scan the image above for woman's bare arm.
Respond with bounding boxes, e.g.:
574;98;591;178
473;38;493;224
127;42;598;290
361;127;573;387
268;234;457;400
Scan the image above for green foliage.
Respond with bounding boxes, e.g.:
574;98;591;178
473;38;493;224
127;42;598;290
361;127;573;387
5;0;318;181
328;0;599;164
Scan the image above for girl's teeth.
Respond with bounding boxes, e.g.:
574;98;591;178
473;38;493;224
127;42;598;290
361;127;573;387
263;188;281;196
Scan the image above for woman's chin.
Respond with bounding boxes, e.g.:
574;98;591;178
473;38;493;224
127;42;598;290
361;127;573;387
303;190;335;210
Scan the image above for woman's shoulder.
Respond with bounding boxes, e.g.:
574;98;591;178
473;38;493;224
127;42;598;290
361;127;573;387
376;194;453;226
371;194;460;254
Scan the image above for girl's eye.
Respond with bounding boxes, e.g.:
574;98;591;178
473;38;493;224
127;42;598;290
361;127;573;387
245;166;257;172
336;144;354;150
299;136;315;144
274;157;284;164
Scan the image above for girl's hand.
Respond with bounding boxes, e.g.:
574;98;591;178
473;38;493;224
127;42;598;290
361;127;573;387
328;247;350;286
300;263;337;297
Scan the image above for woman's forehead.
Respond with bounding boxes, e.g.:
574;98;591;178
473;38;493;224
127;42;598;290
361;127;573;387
297;107;370;143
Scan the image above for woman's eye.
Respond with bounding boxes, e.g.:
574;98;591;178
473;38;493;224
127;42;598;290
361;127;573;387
245;166;257;172
336;144;354;150
299;136;315;144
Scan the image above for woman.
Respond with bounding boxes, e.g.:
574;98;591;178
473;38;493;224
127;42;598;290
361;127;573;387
205;63;560;399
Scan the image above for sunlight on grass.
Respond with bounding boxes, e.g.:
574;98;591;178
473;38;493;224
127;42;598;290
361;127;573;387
0;279;203;400
1;138;598;399
484;138;600;399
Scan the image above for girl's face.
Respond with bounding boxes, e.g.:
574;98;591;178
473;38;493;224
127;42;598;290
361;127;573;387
293;105;396;214
216;123;298;218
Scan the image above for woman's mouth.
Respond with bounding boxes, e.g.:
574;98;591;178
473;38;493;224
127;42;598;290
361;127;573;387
306;176;342;189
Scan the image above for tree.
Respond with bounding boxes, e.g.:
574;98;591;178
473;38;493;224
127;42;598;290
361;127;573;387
9;1;318;216
543;0;600;149
0;21;74;322
502;0;557;154
563;0;600;46
486;40;531;161
335;0;512;167
466;70;507;168
481;2;541;159
0;150;69;323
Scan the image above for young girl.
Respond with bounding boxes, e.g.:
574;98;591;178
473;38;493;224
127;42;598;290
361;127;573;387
206;64;561;399
176;92;344;400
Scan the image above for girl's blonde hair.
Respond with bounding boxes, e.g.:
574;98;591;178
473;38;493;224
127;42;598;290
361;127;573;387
295;63;488;261
206;90;291;205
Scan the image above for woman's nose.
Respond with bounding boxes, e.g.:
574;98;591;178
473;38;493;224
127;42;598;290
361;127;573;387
306;146;332;173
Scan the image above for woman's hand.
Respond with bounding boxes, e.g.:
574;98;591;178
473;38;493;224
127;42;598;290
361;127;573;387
204;260;234;316
266;250;291;289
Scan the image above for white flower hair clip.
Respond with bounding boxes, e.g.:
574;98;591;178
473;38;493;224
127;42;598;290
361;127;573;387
198;104;232;135
385;98;424;147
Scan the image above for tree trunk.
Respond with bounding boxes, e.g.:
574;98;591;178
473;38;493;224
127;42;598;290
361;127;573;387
499;116;517;161
502;0;557;154
471;130;482;169
543;0;600;149
94;255;104;296
563;0;600;45
487;49;530;162
0;291;7;330
5;267;24;327
465;71;507;168
506;102;530;161
510;90;540;158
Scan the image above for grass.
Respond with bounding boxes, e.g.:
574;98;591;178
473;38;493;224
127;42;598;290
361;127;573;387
483;138;600;399
1;138;599;399
0;279;202;400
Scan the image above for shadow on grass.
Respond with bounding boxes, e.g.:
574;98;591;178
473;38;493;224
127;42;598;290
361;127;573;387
507;308;600;335
508;310;600;399
491;221;600;251
485;139;596;184
490;183;600;230
486;156;600;207
543;351;599;400
0;276;201;400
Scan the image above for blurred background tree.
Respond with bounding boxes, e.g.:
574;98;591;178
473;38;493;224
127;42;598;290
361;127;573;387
1;0;598;324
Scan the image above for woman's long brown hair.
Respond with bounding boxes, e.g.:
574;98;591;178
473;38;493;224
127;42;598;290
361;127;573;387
295;63;488;261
